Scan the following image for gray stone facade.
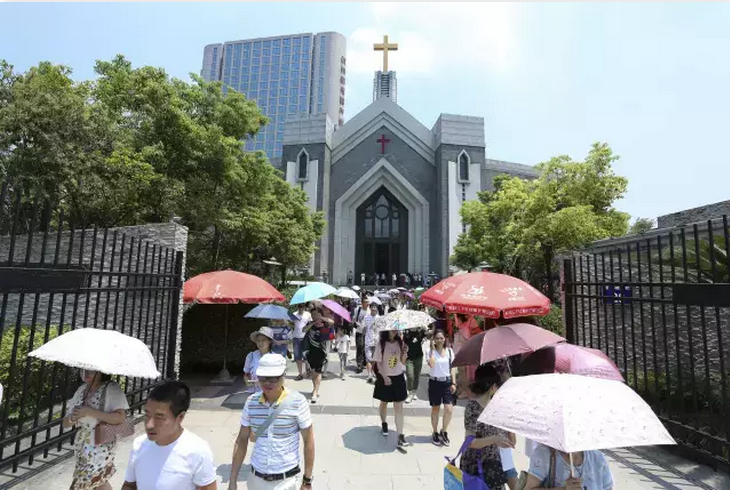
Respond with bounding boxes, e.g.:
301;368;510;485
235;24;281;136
280;96;538;283
657;199;730;228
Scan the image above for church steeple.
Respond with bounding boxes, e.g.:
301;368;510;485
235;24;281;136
373;35;398;103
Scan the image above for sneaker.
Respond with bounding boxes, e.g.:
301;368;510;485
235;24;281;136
397;434;409;447
405;393;413;404
311;394;318;404
381;422;389;437
412;393;418;401
432;432;442;446
340;373;346;380
440;431;451;447
367;376;374;384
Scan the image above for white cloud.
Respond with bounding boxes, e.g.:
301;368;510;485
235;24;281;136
347;2;524;77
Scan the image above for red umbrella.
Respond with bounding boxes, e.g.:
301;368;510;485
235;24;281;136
183;270;284;383
183;270;284;304
420;272;550;318
452;323;565;367
515;343;624;382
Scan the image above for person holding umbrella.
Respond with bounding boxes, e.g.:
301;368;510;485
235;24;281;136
64;369;130;490
373;329;410;450
302;304;333;403
460;363;514;490
522;446;612;490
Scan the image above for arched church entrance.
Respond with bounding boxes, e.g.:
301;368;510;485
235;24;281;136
355;186;408;283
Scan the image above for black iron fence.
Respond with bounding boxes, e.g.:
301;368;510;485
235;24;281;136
0;180;183;476
563;216;730;467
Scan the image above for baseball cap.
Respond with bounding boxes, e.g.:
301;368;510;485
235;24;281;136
255;353;287;378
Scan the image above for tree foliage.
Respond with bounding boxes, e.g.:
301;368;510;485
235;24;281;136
0;56;323;278
451;143;630;299
628;217;656;235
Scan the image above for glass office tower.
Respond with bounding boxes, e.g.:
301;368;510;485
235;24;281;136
202;32;347;160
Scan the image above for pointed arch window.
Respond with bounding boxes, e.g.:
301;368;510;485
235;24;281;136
297;148;309;181
458;150;470;182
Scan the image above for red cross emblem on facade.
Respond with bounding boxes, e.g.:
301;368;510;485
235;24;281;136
377;134;391;154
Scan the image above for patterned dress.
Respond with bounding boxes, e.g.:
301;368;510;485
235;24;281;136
68;382;129;490
461;399;508;489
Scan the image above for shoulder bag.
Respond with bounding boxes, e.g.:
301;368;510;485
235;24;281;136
443;435;489;490
252;395;296;441
516;447;557;489
92;382;135;445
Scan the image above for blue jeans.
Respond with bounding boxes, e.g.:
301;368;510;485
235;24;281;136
293;338;305;361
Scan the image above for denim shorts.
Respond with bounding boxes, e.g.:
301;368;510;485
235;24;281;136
504;468;518;479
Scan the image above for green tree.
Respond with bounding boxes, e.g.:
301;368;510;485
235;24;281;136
628;217;656;235
0;56;323;277
454;143;630;300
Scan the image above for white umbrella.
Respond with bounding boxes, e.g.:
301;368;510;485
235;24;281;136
28;328;161;379
479;374;675;454
373;309;435;333
334;287;359;300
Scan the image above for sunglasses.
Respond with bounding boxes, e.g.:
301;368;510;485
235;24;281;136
258;376;282;384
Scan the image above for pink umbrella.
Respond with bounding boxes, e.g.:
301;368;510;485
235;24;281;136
452;323;565;367
320;299;352;322
516;344;624;381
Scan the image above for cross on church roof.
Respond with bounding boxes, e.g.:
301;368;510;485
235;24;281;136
377;134;391;154
374;35;398;72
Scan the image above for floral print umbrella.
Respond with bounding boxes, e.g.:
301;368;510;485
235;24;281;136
373;309;435;333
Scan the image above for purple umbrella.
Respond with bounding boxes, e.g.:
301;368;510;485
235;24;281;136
320;299;352;322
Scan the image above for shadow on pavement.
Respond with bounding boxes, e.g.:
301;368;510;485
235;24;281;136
342;426;397;455
217;463;251;484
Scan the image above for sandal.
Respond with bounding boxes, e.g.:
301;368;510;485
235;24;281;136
295;375;304;381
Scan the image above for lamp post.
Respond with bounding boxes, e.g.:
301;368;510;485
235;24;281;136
263;256;282;286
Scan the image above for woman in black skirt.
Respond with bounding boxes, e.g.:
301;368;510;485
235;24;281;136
373;329;409;449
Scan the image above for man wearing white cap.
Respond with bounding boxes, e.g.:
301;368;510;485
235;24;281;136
229;353;314;490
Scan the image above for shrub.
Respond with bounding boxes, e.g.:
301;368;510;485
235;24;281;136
0;325;74;425
537;304;564;336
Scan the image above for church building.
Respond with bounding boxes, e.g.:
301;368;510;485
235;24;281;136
277;36;538;285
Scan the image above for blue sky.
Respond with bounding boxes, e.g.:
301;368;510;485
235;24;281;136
2;2;729;223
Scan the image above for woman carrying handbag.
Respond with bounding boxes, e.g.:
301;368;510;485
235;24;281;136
459;364;514;489
64;369;131;490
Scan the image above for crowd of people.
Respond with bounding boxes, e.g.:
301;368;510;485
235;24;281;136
62;286;614;490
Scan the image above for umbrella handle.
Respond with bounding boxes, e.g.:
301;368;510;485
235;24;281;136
569;452;575;478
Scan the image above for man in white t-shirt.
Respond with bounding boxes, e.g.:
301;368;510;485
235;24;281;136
122;381;217;490
292;304;312;381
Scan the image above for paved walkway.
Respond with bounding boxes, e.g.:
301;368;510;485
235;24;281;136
9;349;730;489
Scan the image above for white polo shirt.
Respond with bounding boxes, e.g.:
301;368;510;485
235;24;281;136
240;388;312;474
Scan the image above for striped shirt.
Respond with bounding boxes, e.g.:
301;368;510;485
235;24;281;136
240;388;312;474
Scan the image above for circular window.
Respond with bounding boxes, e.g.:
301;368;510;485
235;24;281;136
375;205;389;220
392;210;399;219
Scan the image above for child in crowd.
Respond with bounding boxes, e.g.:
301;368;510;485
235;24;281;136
335;326;351;380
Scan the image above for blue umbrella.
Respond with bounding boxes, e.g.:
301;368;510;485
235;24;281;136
290;282;337;305
245;304;297;322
